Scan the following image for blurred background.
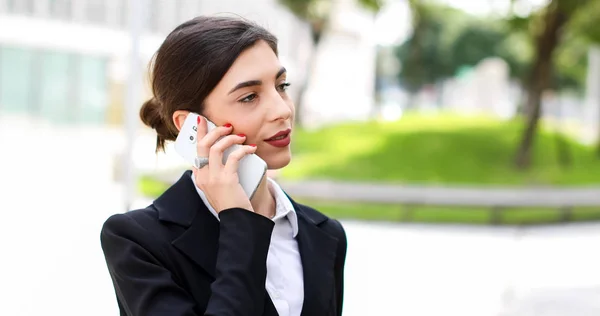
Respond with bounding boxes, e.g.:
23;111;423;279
1;0;600;315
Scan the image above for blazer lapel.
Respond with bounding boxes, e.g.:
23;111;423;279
153;171;279;315
153;170;220;278
171;207;220;278
155;172;338;315
293;203;339;316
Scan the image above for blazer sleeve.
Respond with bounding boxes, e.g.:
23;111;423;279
100;208;274;316
331;219;348;316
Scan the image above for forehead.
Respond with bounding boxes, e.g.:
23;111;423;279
218;40;282;85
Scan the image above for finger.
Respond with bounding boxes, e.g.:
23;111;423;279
209;134;247;170
195;116;209;158
196;120;232;158
195;115;208;138
223;144;258;175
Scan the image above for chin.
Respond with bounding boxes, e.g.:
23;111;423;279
264;151;292;170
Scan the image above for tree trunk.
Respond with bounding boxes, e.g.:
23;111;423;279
514;0;569;169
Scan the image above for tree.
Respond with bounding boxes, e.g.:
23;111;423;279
566;0;600;156
394;2;528;97
391;0;597;168
394;2;461;94
512;0;592;169
278;0;383;125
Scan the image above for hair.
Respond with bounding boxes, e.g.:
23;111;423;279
139;15;279;152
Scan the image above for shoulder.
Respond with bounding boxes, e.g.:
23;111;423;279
100;206;170;254
101;207;160;237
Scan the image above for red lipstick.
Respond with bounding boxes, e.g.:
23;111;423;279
265;128;291;148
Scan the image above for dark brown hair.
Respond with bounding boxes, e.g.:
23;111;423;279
140;15;278;152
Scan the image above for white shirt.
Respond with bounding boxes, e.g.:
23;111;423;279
191;175;304;316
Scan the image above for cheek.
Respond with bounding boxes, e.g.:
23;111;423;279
232;115;262;141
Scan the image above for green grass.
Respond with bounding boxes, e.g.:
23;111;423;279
139;175;171;199
282;113;600;186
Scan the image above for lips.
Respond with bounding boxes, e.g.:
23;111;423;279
266;129;291;141
265;128;292;148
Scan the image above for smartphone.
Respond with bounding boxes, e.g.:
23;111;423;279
174;113;267;199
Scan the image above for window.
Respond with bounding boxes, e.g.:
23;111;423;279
0;46;35;114
77;55;108;124
39;50;73;123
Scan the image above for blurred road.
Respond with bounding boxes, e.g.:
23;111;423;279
277;180;600;206
1;120;599;316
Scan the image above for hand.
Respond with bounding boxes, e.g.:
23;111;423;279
192;115;257;213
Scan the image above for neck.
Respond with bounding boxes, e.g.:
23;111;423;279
250;173;276;218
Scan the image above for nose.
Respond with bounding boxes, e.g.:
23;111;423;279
267;90;292;122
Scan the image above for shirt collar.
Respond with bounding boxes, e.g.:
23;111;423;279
190;173;299;237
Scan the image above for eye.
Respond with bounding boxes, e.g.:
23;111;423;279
277;82;291;92
239;93;258;103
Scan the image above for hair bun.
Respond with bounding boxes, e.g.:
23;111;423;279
139;98;176;152
140;98;163;130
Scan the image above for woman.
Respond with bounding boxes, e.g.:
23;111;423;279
100;15;347;316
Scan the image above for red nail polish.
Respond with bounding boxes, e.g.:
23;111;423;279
237;134;246;137
249;144;256;147
224;123;232;128
197;116;201;124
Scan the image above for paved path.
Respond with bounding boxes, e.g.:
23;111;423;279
340;221;600;316
2;120;599;316
277;180;600;206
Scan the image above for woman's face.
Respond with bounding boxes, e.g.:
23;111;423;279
175;40;295;170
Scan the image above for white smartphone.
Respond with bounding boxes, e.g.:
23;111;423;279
174;113;267;199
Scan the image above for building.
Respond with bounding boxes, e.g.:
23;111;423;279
0;0;313;127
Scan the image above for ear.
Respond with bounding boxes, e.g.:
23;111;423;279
172;110;191;131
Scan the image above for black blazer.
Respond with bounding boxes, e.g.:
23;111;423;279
100;170;347;316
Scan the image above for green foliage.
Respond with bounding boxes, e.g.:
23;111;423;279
281;114;600;185
356;0;384;12
553;33;589;92
277;0;382;26
278;0;328;22
395;3;531;92
395;0;598;93
394;3;465;92
569;0;600;43
550;0;600;91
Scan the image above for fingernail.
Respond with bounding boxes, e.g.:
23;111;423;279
224;123;232;128
237;134;246;137
197;116;201;124
249;144;257;147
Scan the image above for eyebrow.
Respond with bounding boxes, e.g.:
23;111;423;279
227;66;287;95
